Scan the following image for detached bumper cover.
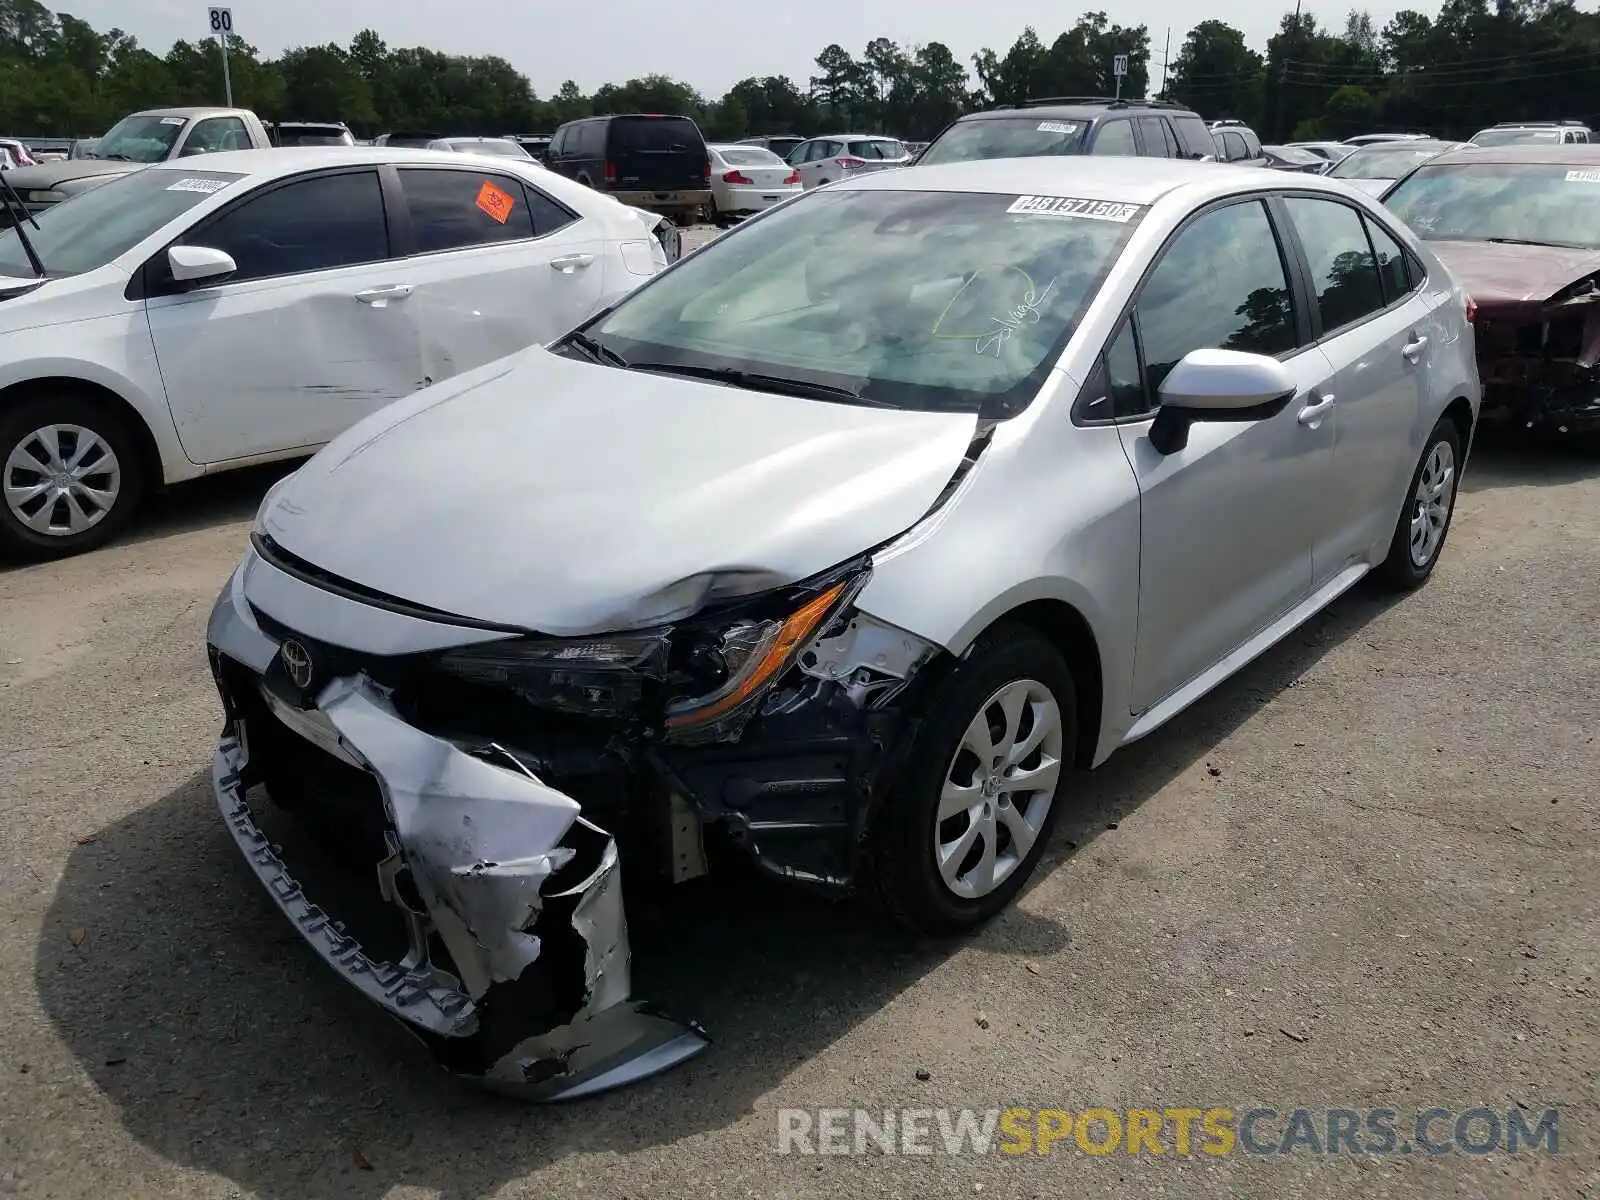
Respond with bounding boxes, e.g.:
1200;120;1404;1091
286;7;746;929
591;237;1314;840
207;575;708;1100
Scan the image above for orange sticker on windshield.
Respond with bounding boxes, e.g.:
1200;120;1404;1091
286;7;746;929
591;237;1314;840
476;180;515;224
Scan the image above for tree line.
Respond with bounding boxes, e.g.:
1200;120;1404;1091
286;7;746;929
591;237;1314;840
0;0;1595;144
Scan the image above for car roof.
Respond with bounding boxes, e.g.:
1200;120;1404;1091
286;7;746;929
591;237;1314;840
130;106;245;120
1345;139;1462;153
1426;143;1600;166
958;102;1198;122
807;133;903;140
837;154;1337;208
142;146;542;179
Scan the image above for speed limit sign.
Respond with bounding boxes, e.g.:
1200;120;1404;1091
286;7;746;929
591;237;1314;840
207;7;233;35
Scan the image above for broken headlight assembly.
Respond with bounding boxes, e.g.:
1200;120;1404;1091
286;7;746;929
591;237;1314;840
431;563;869;742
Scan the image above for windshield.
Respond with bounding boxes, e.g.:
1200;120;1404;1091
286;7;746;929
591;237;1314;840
715;146;784;167
0;168;244;277
1330;145;1450;179
919;118;1087;166
584;187;1141;417
1384;162;1600;249
91;114;187;163
1471;128;1564;148
450;138;530;158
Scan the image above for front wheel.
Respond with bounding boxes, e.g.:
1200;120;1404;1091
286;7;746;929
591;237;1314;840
870;625;1077;935
1378;416;1461;589
0;393;147;559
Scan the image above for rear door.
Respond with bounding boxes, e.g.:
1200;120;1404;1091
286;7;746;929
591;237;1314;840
1275;194;1440;581
1135;117;1172;158
144;167;421;463
390;164;606;381
608;116;708;191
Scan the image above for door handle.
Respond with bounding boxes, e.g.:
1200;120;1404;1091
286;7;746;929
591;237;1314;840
1402;334;1429;363
1297;393;1336;427
550;254;595;274
354;284;414;306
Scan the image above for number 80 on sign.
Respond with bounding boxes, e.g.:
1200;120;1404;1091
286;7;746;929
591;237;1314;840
207;7;233;35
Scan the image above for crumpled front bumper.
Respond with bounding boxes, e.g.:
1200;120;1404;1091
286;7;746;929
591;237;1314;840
206;563;708;1099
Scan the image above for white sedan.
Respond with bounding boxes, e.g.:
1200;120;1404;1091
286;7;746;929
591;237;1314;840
0;147;676;558
707;144;801;225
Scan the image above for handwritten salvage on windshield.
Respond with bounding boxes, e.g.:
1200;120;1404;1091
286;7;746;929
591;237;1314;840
975;276;1057;357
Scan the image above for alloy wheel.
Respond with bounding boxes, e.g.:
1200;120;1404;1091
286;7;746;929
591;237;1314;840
934;678;1064;900
3;423;122;537
1409;439;1455;567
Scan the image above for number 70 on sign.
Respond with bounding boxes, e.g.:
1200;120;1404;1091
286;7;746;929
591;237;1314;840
207;7;234;35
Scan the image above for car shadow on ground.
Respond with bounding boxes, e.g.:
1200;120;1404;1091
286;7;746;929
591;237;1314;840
36;571;1405;1198
1461;427;1599;493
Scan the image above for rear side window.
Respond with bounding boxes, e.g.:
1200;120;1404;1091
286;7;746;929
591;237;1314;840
1172;115;1214;158
1137;117;1171;157
1362;215;1416;304
1241;129;1262;157
1222;131;1248;161
191;170;389;282
609;118;701;153
849;139;905;159
1092;120;1137;156
1282;197;1386;332
399;168;535;252
575;122;605;156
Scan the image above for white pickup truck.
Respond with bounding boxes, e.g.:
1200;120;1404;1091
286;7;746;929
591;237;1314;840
1;107;274;222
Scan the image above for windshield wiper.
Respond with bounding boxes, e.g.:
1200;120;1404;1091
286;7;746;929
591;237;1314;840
564;330;629;368
98;152;136;162
1485;236;1589;250
0;172;45;278
626;361;892;406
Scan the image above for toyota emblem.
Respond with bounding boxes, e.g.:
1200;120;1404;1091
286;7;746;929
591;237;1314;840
279;639;314;690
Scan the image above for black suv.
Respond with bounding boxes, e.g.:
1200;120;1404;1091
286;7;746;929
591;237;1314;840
545;113;711;224
917;97;1216;166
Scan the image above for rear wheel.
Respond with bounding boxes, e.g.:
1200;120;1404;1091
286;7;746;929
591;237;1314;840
0;392;147;559
1378;416;1461;589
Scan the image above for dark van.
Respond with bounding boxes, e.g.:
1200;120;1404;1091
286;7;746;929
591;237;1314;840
545;113;711;224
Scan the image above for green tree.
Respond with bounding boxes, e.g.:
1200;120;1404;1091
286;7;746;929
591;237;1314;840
1169;21;1266;125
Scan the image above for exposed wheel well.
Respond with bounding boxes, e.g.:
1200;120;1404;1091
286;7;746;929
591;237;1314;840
1442;396;1475;455
0;377;164;492
987;599;1104;769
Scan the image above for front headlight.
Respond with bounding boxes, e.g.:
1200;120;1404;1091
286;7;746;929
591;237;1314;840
435;632;671;718
662;567;867;745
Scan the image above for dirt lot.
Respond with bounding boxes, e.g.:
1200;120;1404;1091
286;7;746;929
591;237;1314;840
1;431;1597;1199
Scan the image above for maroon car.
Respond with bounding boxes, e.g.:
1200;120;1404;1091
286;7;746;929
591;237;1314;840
1383;144;1600;433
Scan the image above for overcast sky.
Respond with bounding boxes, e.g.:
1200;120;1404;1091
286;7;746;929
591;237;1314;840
68;0;1404;98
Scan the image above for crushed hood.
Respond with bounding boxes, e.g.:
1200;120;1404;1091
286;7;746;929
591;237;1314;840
1428;239;1600;315
260;348;979;634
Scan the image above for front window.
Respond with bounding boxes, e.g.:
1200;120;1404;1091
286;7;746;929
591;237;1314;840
1471;127;1562;148
0;168;244;277
1384;162;1600;250
90;114;187;163
583;187;1143;418
1329;145;1449;180
918;118;1087;166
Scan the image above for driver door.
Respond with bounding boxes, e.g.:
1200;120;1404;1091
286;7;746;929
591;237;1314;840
1105;197;1337;713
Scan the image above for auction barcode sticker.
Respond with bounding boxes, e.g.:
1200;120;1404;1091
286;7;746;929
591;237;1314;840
1007;195;1142;222
166;177;232;194
1564;169;1600;184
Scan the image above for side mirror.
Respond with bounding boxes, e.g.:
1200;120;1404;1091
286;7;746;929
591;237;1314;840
168;244;237;286
1148;348;1296;455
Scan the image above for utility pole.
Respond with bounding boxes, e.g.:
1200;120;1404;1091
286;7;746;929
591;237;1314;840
1158;26;1171;99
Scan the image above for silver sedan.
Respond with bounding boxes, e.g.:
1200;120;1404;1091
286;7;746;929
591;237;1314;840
211;156;1479;1100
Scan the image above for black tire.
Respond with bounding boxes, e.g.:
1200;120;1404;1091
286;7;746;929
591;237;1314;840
870;624;1077;936
1377;415;1462;590
0;391;147;560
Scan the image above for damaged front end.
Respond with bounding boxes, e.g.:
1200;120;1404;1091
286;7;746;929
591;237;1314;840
1474;275;1600;433
206;533;946;1097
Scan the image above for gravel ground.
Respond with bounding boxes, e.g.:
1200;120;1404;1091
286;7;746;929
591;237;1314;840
1;429;1597;1199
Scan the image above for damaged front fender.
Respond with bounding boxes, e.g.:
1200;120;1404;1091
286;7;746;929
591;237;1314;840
213;671;708;1099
